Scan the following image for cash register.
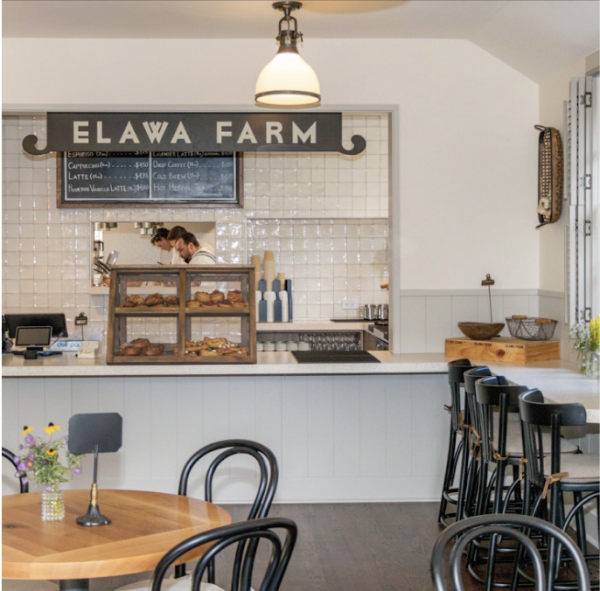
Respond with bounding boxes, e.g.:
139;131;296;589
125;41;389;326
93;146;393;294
3;313;68;358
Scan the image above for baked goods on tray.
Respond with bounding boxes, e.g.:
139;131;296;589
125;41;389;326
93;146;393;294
120;294;179;308
179;337;249;358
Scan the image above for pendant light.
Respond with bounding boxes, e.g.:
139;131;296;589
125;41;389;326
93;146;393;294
255;1;321;107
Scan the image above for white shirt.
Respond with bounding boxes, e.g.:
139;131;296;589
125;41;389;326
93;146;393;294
188;248;216;265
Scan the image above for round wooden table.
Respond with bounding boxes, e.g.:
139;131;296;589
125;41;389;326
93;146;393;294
2;489;232;591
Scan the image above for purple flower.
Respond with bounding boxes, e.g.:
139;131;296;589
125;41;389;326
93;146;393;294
22;476;28;485
24;434;34;445
18;444;24;451
28;453;35;462
74;468;81;475
14;471;21;480
13;456;20;463
44;485;53;491
17;462;27;471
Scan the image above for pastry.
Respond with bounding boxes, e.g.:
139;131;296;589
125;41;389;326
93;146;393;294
130;338;150;349
512;315;528;320
202;301;215;307
226;290;243;303
194;291;211;303
200;349;218;357
121;300;136;308
210;290;224;303
218;300;233;307
122;346;141;356
142;344;164;356
124;295;145;306
145;293;164;306
204;337;227;348
536;318;553;324
164;296;179;305
186;300;201;308
232;300;247;308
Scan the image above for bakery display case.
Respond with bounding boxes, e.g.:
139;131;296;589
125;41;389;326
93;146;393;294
107;265;256;364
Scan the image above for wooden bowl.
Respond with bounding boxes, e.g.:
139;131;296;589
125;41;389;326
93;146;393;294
458;322;504;341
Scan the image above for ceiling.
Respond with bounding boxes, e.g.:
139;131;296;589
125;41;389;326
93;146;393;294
2;0;599;82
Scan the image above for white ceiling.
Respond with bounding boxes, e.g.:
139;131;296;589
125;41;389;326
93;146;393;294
2;0;599;82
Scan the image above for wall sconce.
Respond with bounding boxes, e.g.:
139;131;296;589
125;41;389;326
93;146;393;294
255;1;321;108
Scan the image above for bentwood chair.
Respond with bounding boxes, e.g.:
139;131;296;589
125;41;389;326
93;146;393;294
2;447;58;591
117;440;279;591
439;359;477;527
431;514;591;591
149;517;297;591
3;447;28;493
519;390;599;590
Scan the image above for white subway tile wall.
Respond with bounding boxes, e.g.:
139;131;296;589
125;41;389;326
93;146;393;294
247;218;389;320
2;114;390;338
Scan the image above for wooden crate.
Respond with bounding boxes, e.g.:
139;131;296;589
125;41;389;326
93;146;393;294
445;337;560;364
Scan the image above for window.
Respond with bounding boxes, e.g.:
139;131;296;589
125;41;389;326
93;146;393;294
567;75;599;325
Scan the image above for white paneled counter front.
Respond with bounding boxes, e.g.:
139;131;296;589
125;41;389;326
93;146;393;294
3;354;597;503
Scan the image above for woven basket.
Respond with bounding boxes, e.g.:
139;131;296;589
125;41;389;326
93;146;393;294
505;317;557;341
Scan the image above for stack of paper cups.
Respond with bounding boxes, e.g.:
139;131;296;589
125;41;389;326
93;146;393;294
264;291;276;323
277;272;285;285
280;290;289;322
263;251;275;291
251;254;261;290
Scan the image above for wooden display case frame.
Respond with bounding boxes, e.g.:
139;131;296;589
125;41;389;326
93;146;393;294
107;265;256;364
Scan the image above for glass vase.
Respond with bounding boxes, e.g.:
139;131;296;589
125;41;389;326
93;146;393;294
41;488;65;521
583;352;599;379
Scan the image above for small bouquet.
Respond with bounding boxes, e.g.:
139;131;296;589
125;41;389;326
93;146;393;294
14;422;83;491
570;315;600;376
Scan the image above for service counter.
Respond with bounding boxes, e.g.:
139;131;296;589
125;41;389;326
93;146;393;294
3;353;597;503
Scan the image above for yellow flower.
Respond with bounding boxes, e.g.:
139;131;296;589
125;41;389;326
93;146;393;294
22;426;33;436
46;448;57;457
44;422;59;435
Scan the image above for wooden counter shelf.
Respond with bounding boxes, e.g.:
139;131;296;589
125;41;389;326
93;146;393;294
114;307;180;315
185;306;250;315
107;265;256;365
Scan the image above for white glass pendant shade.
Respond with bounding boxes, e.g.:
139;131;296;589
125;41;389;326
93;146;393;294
255;48;321;107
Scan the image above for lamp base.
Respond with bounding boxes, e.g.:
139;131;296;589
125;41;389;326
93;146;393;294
76;483;111;527
273;1;302;10
76;503;111;527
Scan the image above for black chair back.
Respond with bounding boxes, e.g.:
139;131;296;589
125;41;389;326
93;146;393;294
475;376;528;463
519;390;587;488
430;513;591;591
177;439;279;582
447;359;476;430
2;447;28;493
149;517;297;591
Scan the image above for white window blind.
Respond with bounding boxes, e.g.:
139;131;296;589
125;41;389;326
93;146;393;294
567;76;597;325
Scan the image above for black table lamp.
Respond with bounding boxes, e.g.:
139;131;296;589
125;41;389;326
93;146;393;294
68;413;123;527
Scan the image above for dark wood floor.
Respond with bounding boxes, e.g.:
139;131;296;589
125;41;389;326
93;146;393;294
93;502;451;591
93;502;597;591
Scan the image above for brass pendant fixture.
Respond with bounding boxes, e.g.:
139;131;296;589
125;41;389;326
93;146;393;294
255;1;321;108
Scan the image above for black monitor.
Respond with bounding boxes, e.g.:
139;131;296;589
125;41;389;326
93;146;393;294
4;313;68;339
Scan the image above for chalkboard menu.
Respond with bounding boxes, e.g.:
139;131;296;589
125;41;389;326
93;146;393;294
57;151;242;208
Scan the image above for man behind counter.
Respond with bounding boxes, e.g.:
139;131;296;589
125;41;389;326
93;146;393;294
166;226;188;264
176;232;216;265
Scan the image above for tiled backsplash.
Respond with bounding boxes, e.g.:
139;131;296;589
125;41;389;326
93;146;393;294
2;114;390;339
248;218;388;320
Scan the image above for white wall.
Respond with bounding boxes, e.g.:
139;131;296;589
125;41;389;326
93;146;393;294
3;37;540;291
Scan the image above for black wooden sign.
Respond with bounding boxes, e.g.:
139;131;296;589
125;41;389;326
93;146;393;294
58;151;242;208
24;112;366;156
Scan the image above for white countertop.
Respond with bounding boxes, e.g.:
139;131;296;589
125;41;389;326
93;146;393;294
3;352;597;421
2;351;446;377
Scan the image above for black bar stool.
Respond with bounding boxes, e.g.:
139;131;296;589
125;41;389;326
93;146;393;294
439;359;477;527
519;390;599;591
462;366;494;519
